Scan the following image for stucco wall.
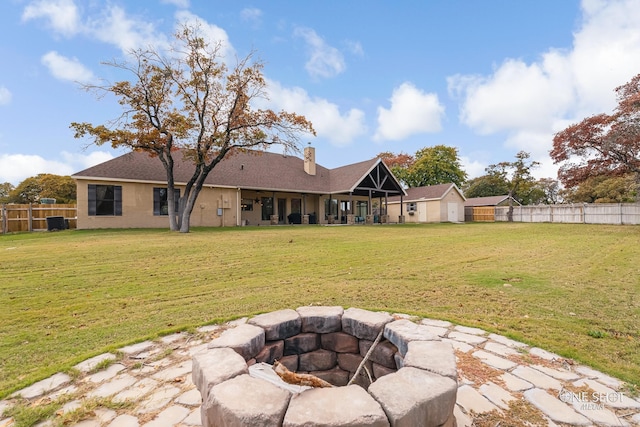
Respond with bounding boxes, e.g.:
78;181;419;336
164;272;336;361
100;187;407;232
386;190;465;223
76;180;239;229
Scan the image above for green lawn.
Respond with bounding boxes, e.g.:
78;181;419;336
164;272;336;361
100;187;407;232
0;223;639;398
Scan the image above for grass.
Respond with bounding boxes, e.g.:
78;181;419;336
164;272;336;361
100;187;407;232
0;222;639;398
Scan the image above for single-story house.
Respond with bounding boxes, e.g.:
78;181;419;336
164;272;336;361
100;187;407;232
386;183;466;223
71;147;406;229
463;195;521;222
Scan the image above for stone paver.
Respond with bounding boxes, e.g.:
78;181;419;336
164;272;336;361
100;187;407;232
483;341;520;357
471;350;517;370
3;309;639;427
85;364;126;384
499;372;534;392
113;378;159;403
456;384;500;415
108;414;140;427
524;388;591;425
142;405;190;427
420;318;452;328
119;341;155;355
447;331;488;345
511;365;564;391
478;382;517;410
486;333;527;348
453;325;487;335
88;374;137;398
73;353;117;373
11;372;71;399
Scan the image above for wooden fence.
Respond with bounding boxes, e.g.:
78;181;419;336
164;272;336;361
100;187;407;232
492;203;640;225
464;206;496;222
1;204;77;233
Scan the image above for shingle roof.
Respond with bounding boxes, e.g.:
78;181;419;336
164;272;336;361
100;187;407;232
72;149;402;196
463;195;518;207
387;183;463;203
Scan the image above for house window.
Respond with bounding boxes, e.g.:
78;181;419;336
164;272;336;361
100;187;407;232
407;202;417;212
261;197;273;220
88;184;122;216
241;199;254;211
153;188;180;215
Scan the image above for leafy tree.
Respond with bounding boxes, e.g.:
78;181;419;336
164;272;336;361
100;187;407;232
9;177;41;203
486;151;539;221
377;151;414;186
378;145;467;188
0;182;14;203
407;145;467;188
462;175;510;199
560;174;637;203
7;174;76;204
71;24;314;233
531;178;562;205
551;73;640;191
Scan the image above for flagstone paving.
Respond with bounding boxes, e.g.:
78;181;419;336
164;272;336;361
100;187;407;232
2;315;639;427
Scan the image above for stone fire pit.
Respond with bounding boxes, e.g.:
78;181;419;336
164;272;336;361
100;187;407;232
192;307;457;427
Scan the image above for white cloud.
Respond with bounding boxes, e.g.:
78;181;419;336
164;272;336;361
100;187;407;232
22;0;80;37
449;0;640;175
240;8;262;25
0;151;114;185
460;156;487;180
88;5;169;54
294;27;345;79
449;52;574;135
174;11;235;63
265;79;367;146
374;82;445;142
41;51;95;83
0;154;73;185
344;40;364;57
0;86;12;105
61;150;114;170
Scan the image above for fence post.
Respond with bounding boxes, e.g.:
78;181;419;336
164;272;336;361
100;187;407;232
620;203;623;225
1;204;6;234
28;203;33;232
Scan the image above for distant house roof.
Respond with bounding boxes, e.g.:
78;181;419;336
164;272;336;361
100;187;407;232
387;183;465;203
72;149;406;197
463;195;521;207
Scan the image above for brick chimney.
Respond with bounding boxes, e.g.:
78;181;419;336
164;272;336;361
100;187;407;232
304;145;316;176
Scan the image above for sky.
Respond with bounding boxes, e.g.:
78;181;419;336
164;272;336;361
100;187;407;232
2;0;640;186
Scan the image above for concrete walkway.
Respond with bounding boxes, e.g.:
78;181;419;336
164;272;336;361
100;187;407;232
2;315;639;427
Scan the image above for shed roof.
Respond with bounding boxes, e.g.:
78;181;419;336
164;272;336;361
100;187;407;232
387;183;465;203
463;195;520;207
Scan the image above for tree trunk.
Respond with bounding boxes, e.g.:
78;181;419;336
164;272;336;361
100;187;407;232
507;190;514;222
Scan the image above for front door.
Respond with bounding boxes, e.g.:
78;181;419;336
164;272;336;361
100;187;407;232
278;198;286;224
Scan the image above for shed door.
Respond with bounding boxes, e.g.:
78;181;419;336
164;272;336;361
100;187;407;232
447;203;458;222
419;205;427;222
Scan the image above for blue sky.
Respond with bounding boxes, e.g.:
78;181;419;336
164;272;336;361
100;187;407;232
2;0;640;186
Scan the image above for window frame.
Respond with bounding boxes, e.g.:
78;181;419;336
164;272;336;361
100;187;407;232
153;187;180;216
88;184;122;216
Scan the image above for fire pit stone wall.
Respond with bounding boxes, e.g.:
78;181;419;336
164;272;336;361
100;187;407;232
193;306;458;427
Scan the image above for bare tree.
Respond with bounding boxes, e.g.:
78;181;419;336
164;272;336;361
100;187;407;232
71;24;315;232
